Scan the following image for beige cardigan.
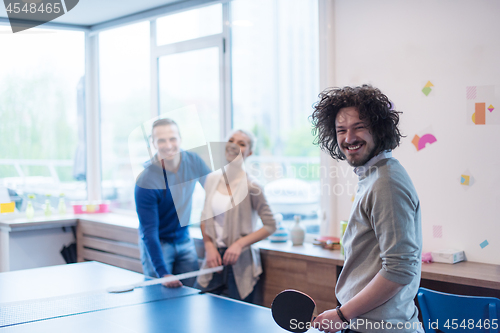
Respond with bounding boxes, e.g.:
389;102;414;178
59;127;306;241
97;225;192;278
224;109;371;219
197;170;277;299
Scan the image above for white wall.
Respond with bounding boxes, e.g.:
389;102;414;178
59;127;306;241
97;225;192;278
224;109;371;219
331;0;500;264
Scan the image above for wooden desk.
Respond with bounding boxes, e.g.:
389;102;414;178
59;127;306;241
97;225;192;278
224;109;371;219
0;215;77;272
257;240;500;312
3;213;499;311
419;261;500;300
420;261;500;290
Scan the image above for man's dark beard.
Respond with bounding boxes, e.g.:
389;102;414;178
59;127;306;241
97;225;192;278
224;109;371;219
344;143;379;167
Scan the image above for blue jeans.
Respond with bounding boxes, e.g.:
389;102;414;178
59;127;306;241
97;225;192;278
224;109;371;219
139;237;199;287
194;248;257;303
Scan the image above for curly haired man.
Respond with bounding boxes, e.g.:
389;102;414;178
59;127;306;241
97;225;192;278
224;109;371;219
311;85;423;333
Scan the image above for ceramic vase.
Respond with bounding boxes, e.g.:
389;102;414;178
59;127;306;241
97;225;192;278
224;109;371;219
290;215;305;246
25;201;34;219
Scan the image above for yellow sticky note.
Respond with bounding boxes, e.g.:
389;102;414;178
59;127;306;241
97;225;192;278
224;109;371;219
424;81;434;88
461;175;470;186
0;202;15;213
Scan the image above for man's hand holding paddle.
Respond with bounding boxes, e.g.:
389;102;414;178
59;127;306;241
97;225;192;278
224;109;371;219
162;274;182;288
272;289;355;333
313;309;344;333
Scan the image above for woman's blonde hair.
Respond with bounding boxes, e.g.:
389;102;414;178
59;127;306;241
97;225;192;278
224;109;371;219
226;129;256;153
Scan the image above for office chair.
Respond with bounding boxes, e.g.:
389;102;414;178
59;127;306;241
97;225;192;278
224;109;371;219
417;287;500;333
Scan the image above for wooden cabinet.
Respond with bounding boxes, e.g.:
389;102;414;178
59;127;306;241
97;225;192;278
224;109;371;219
260;249;337;312
76;215;142;273
257;240;344;311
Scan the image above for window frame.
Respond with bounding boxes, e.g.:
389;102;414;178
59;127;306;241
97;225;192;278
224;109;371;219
149;2;232;139
0;22;89;216
85;0;331;233
2;0;331;236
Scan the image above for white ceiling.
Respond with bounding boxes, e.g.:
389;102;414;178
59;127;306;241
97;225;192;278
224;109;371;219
0;0;186;27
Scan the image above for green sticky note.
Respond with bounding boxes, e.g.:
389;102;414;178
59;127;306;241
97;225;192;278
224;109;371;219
422;87;432;96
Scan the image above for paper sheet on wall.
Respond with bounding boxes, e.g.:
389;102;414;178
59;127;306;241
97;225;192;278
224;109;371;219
480;240;489;249
422;80;434;96
458;169;475;190
466;85;500;125
432;225;443;238
411;126;437;152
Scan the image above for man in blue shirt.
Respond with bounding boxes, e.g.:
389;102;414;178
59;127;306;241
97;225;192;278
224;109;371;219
135;118;211;287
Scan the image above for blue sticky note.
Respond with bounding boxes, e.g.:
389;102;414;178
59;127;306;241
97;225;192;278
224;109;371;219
480;240;489;249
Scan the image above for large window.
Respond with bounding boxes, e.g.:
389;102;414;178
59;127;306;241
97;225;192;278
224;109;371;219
95;1;321;234
99;22;150;210
156;3;222;45
158;47;221;142
156;2;224;145
0;26;86;213
231;0;320;232
102;5;226;214
1;2;321;232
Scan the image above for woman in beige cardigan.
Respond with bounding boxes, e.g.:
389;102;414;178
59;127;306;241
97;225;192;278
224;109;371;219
196;130;277;302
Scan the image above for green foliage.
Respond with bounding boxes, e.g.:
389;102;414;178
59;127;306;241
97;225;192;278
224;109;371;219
0;70;78;178
21;165;51;177
0;165;17;177
251;123;271;155
55;167;74;182
101;93;150;181
284;125;319;157
290;162;321;181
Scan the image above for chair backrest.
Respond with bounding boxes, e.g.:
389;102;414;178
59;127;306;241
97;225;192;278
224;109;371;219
418;287;500;333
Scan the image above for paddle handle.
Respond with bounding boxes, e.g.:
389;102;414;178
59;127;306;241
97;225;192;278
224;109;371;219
134;265;224;288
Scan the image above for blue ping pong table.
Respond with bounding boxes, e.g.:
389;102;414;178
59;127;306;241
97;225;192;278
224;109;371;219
0;262;292;333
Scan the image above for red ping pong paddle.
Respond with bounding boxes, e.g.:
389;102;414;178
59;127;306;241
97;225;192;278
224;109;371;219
271;289;318;333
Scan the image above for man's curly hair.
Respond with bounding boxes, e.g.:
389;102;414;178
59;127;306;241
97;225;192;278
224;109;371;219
311;84;404;161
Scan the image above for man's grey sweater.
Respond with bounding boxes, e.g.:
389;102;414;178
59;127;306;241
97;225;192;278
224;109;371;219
336;155;422;333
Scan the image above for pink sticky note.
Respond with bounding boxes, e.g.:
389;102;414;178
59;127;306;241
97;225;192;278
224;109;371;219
433;225;443;238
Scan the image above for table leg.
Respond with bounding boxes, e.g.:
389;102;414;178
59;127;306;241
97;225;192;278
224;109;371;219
0;227;10;272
